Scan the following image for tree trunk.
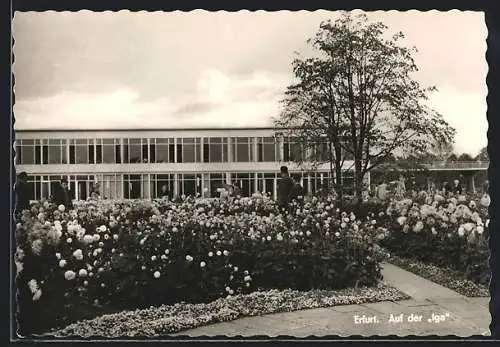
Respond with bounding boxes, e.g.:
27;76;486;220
335;156;343;209
354;158;364;206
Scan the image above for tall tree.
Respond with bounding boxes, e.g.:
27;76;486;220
457;153;474;162
475;146;489;161
276;13;455;204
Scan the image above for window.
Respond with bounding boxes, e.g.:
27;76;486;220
69;139;89;164
18;140;35;165
151;174;173;199
257;137;277;162
315;140;330;162
102;139;116;164
47;139;62;164
124;174;142;199
283;137;304;162
209;173;224;197
42;143;49;164
125;139;142;163
180;174;199;197
115;142;122;164
176;143;183;163
180;138;200;163
233;172;255;197
88;140;95;164
154;138;172;163
35;143;41;164
257;173;276;196
203;137;228;163
102;174;121;199
231;137;253;162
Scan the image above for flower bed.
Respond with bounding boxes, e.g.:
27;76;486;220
388;254;489;297
46;284;408;338
15;196;389;335
381;193;490;286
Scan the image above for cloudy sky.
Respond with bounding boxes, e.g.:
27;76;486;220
13;10;487;156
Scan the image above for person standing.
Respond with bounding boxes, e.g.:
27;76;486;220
231;182;242;198
377;179;389;201
452;179;463;195
158;184;169;199
394;175;406;200
89;182;101;200
53;178;74;210
14;172;30;218
277;166;294;210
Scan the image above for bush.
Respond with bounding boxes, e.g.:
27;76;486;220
381;193;490;285
15;196;387;335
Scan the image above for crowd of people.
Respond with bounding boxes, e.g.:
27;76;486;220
371;174;489;201
14;168;490;219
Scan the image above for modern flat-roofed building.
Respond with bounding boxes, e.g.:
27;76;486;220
14;127;359;201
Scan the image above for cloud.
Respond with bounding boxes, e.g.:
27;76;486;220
174;101;219;115
14;69;290;130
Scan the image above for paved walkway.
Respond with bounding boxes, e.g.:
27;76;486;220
174;263;491;337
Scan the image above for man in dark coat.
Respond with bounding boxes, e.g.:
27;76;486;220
277;166;294;210
53;178;74;210
14;172;30;217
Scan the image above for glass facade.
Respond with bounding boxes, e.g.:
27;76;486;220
16;132;358;201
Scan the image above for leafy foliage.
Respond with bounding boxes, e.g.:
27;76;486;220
15;196;386;335
381;193;490;286
275;13;456;203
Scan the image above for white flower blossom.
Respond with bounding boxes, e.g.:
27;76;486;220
64;270;76;280
32;289;42;301
73;249;84;261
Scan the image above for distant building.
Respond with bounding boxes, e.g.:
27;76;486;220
14;127;359;201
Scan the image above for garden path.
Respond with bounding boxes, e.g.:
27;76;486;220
173;263;491;337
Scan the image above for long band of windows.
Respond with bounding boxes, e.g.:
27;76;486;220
21;172;354;201
15;137;352;165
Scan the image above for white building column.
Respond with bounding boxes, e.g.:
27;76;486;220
144;174;151;199
120;139;125;164
227;137;233;163
253;137;258;162
174;138;178;163
173;173;179;197
146;138;150;163
307;174;312;195
226;172;231;185
200;137;204;163
472;174;476;194
65;139;70;164
273;177;277;200
254;173;258;193
278;135;284;162
119;174;124;199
